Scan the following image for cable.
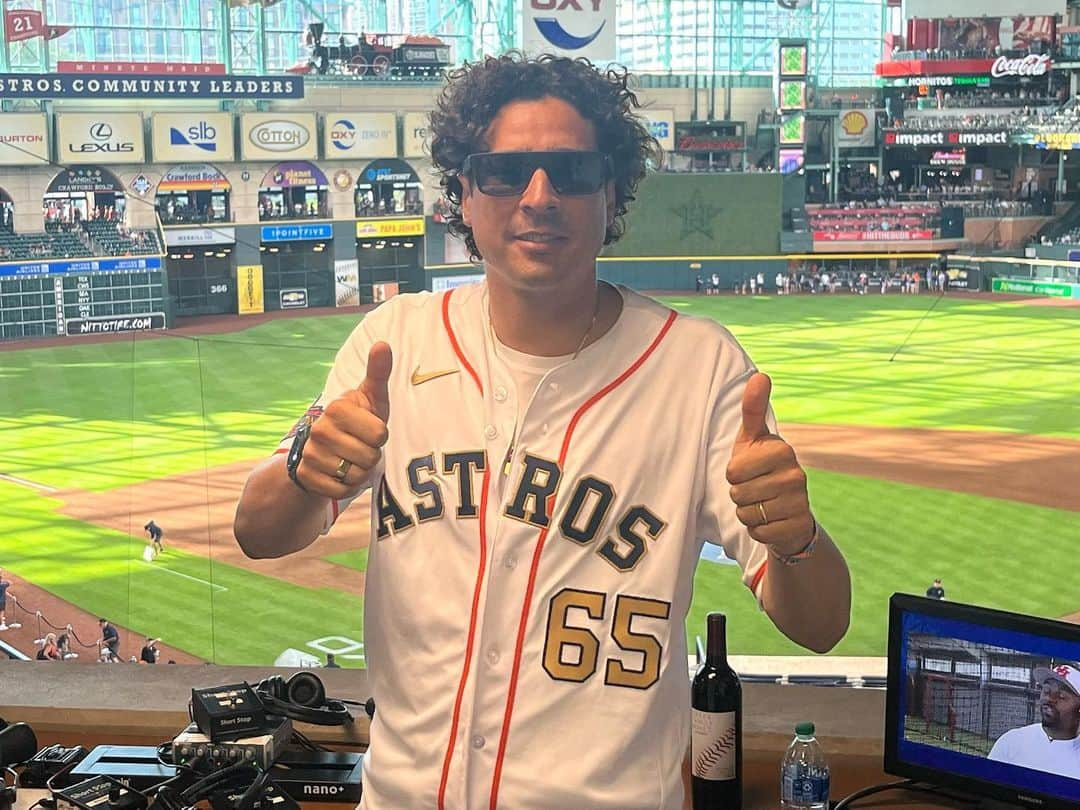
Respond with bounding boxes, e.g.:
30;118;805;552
833;778;979;809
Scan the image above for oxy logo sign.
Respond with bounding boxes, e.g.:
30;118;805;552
170;121;217;152
330;119;356;150
249;120;309;152
524;0;614;59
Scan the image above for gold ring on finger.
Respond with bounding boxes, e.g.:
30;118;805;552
334;458;352;482
756;501;769;525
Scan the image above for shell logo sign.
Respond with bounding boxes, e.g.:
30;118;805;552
841;110;868;136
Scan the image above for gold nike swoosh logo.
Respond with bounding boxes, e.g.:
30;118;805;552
411;366;460;385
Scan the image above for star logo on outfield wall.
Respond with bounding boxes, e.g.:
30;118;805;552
671;189;722;240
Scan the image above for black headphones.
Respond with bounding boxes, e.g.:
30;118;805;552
251;673;353;726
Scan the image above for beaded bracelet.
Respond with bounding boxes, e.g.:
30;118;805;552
769;519;820;566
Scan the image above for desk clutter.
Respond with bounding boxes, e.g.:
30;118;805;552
0;672;366;810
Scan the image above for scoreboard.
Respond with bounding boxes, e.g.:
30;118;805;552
0;256;166;341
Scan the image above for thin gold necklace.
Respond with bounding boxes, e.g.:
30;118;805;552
488;286;601;360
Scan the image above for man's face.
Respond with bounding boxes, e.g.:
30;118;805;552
1039;680;1080;736
460;96;615;295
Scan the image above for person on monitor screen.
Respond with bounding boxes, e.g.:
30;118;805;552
233;52;852;810
925;578;946;600
988;663;1080;778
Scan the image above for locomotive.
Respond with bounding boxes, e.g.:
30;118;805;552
292;23;451;78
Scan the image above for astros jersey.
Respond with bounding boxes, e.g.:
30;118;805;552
282;282;772;809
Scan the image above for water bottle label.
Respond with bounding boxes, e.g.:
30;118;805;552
782;771;829;803
691;709;737;780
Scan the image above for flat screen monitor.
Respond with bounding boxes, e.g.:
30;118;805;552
886;594;1080;808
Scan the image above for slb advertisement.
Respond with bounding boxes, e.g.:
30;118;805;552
152;113;234;162
56;112;145;164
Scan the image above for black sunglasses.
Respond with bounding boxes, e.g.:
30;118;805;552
461;150;612;197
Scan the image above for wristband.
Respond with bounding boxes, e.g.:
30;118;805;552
286;420;312;493
769;519;819;566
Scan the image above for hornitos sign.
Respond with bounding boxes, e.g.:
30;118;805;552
990;54;1050;79
241;113;317;161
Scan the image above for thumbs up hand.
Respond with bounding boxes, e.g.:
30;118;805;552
297;342;393;497
725;372;815;557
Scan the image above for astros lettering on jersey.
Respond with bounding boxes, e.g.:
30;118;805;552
278;281;775;810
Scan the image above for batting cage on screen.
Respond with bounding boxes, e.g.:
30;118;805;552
902;635;1046;758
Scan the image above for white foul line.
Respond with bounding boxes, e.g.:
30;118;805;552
0;472;58;492
139;560;227;592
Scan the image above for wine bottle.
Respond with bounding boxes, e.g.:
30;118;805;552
691;612;742;809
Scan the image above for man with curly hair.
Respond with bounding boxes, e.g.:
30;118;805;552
236;52;850;810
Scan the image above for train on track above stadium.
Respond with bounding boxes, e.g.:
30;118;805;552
291;23;451;78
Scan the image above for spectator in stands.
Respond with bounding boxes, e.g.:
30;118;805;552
925;578;946;600
0;568;11;630
98;617;120;662
988;664;1080;778
140;636;161;664
37;632;61;661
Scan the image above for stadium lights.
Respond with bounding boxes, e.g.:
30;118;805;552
182;253;194;260
204;250;214;256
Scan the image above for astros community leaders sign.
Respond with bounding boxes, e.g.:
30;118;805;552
0;73;303;99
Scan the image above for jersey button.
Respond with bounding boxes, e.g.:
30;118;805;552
494;386;507;402
549;382;560;393
484;424;498;439
486;648;500;666
472;735;486;750
504;555;517;569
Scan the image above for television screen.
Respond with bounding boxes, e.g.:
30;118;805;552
778;148;804;174
886;595;1080;808
779;44;808;76
778;79;807;111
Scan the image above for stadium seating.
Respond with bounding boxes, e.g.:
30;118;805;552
0;229;93;261
81;220;162;256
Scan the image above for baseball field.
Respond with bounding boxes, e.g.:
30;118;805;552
1;290;1077;665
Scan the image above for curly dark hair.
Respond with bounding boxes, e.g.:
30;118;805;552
428;52;662;262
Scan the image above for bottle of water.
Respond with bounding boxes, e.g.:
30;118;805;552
780;721;830;810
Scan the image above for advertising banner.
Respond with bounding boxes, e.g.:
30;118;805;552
0;113;49;166
522;0;615;63
157;164;231;192
356;218;425;238
261;162;328;188
59;61;226;75
814;229;934;241
0;255;161;278
402;112;428;158
0;74;301;100
152;113;234;162
47;167;123;194
837;110;876;148
241;113;317;161
56;112;145;165
373;282;400;303
280;289;308;309
642;108;675;153
261;223;333;242
237;265;264;314
884;130;1009;148
163;227;236;247
323;113;397;159
334;259;360;307
66;313;165;335
992;277;1071;297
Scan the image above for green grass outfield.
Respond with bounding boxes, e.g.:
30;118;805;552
1;292;1077;662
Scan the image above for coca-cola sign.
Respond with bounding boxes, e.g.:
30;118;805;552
990;53;1051;79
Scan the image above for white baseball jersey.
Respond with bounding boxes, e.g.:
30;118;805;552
988;722;1080;778
279;281;773;809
